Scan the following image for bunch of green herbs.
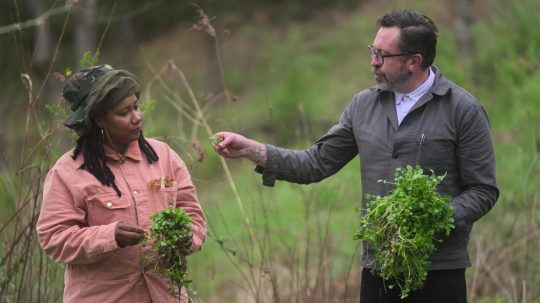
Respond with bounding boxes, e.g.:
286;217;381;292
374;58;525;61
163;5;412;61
141;206;193;294
353;165;454;298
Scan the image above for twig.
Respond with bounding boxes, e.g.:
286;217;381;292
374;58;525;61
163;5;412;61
142;60;200;124
0;4;71;35
522;134;538;279
191;5;232;104
34;5;72;105
168;61;263;260
94;3;116;58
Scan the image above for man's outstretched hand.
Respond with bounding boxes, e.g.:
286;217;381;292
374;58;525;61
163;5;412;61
211;131;267;167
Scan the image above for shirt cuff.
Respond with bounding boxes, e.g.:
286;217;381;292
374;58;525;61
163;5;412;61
190;225;205;252
101;222;120;253
86;222;119;260
253;144;277;187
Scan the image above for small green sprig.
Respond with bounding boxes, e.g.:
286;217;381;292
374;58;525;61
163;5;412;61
209;133;222;144
141;206;193;294
353;165;454;298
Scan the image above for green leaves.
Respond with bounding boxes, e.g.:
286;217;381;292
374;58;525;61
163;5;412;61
139;98;157;116
209;133;222;144
79;51;100;68
142;206;193;292
353;165;454;298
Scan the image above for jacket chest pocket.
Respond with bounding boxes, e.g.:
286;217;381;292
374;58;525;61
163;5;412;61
85;192;132;226
410;140;455;175
151;188;178;210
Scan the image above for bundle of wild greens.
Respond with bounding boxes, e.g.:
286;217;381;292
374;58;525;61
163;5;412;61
353;165;454;298
141;206;193;295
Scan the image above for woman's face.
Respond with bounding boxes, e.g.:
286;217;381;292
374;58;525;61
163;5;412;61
100;94;142;152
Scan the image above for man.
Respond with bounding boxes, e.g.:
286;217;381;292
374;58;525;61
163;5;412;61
212;10;498;303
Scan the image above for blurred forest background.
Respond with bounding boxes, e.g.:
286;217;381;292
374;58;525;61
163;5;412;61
1;0;539;302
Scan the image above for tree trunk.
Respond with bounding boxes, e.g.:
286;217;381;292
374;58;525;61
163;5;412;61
120;1;136;69
25;0;53;71
75;0;97;64
454;0;475;56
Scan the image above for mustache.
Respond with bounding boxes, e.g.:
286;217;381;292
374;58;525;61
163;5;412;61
373;69;385;79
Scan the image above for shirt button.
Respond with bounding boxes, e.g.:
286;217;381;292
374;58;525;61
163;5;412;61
106;202;113;208
133;190;138;195
392;153;399;159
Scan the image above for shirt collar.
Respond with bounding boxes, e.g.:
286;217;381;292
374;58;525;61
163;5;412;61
395;67;435;104
103;140;142;162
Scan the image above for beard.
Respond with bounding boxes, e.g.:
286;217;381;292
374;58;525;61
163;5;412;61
374;63;412;92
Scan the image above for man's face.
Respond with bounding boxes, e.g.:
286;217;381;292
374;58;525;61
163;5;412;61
370;27;412;92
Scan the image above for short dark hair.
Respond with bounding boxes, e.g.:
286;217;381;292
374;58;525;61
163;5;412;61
377;10;438;69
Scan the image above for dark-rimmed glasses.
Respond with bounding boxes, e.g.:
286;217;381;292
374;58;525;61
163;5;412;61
368;44;409;64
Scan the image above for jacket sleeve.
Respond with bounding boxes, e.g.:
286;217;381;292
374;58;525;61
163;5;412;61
36;168;119;264
256;100;359;187
170;150;207;252
450;101;499;228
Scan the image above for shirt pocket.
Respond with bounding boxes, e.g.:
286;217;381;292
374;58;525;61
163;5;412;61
85;192;132;226
412;139;455;175
151;187;178;211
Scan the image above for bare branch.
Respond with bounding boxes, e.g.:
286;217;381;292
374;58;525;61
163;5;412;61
0;4;72;36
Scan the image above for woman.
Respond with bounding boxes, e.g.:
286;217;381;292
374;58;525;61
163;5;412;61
36;64;206;302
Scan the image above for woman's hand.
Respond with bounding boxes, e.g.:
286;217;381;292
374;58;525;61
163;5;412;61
177;230;193;255
115;221;146;247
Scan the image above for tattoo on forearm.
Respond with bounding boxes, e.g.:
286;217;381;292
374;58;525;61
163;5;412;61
249;145;267;167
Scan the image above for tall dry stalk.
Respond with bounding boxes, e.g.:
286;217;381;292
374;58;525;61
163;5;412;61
142;58;274;299
136;8;366;301
1;1;74;300
0;73;65;303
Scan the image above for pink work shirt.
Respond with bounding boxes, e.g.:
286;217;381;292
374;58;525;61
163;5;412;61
36;138;206;303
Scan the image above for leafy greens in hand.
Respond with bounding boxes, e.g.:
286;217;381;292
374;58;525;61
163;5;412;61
353;165;454;298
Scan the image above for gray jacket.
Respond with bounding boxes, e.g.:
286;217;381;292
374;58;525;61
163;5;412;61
256;66;499;270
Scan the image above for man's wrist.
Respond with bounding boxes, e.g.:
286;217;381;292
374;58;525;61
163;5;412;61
248;143;267;167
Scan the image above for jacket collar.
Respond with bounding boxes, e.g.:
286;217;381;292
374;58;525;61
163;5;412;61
375;65;451;131
406;66;451;113
103;140;142;162
427;65;451;96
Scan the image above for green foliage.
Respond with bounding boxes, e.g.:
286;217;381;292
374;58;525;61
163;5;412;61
141;206;193;292
211;17;372;146
139;98;157;116
64;67;72;78
79;51;100;68
353;165;454;298
189;156;362;298
208;133;222;144
473;0;540;98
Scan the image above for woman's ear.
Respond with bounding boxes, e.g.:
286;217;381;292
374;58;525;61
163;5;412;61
95;118;104;129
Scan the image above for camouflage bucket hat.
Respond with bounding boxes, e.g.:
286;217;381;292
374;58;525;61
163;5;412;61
63;64;139;135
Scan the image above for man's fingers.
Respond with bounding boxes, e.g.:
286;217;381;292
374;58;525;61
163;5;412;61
218;132;234;146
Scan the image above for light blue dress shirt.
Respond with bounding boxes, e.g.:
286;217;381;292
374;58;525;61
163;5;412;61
394;67;435;125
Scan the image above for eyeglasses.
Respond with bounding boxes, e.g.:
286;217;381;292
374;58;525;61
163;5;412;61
368;44;409;64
